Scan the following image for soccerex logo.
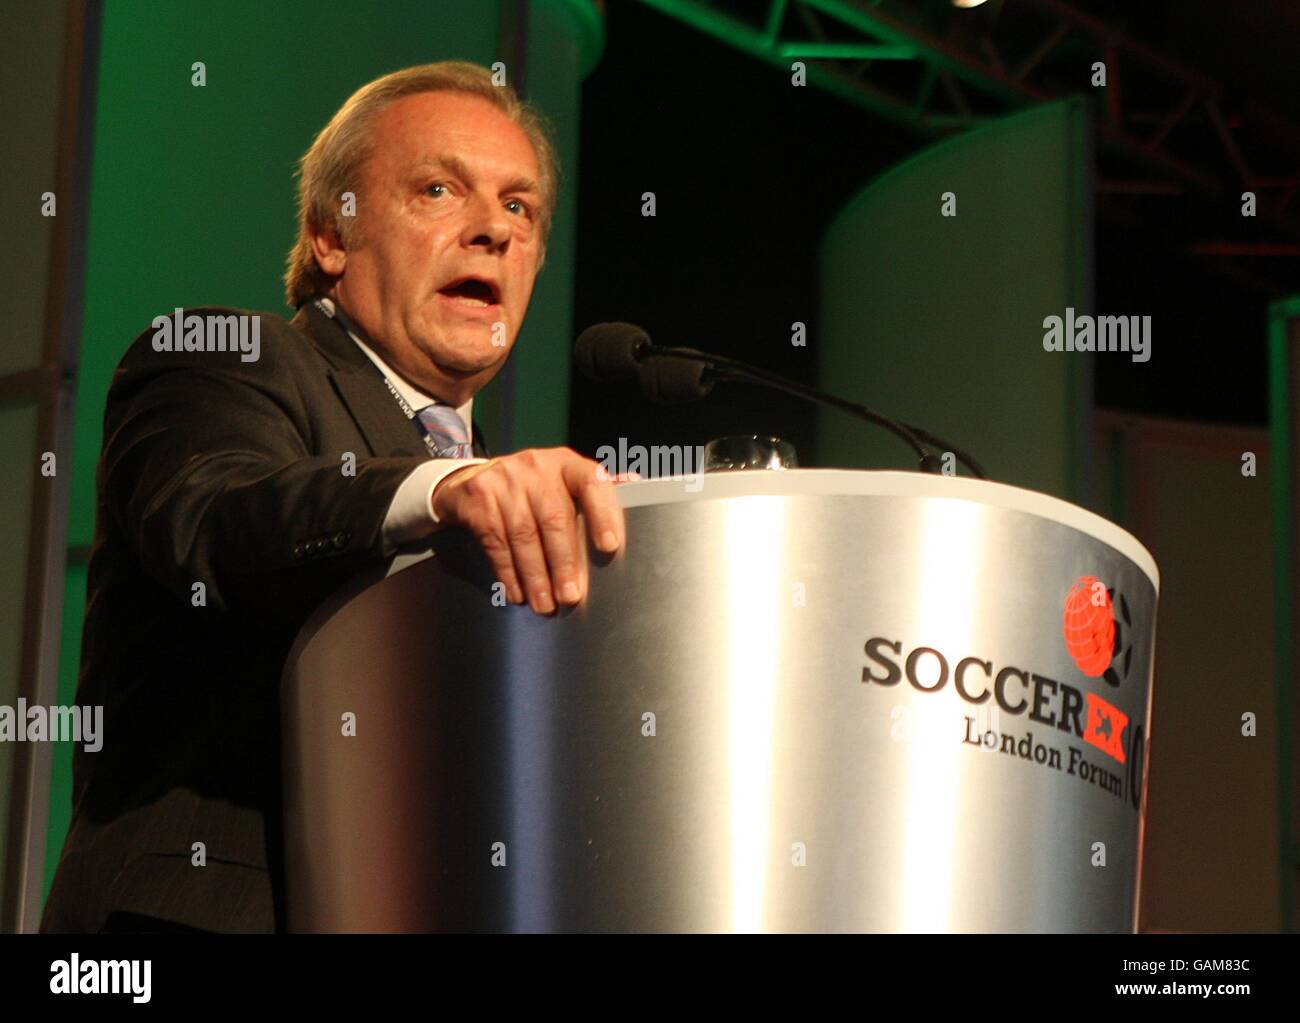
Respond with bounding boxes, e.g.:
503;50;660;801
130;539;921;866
1062;575;1134;688
859;571;1148;811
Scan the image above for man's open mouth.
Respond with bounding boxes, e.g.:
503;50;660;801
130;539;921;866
438;277;500;308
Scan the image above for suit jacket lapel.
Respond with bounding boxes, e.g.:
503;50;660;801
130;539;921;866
294;300;439;460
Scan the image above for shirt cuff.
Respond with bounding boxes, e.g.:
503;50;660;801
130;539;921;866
382;458;488;552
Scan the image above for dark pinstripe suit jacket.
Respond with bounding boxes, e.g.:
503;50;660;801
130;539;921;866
39;300;488;933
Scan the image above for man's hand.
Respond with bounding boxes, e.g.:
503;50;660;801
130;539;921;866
430;447;627;614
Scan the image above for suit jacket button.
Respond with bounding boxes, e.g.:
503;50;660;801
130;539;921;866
331;531;348;550
293;543;307;558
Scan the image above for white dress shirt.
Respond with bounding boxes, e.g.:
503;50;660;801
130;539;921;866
317;297;488;552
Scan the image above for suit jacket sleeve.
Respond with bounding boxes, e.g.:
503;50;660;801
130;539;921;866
99;318;429;627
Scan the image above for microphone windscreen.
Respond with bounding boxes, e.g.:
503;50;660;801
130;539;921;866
638;356;715;404
574;322;650;382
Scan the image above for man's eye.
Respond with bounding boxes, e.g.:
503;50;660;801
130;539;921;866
425;183;448;198
505;198;531;217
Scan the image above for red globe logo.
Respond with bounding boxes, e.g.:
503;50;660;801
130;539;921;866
1063;576;1117;678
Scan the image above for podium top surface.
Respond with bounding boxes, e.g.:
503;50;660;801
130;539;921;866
616;469;1159;590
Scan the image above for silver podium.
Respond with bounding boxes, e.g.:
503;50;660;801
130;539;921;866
281;469;1159;932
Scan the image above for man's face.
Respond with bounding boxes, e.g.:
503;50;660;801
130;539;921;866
317;91;545;406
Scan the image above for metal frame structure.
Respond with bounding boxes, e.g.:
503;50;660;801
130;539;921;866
1269;296;1300;934
1;0;99;933
637;0;1300;251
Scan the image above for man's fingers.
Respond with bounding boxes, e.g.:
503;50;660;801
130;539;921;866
527;482;583;607
565;457;625;555
496;481;557;614
464;491;525;606
435;467;525;605
433;448;629;615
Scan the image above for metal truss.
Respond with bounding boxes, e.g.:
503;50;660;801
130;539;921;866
636;0;1300;258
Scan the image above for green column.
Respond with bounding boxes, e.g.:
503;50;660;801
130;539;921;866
816;100;1092;502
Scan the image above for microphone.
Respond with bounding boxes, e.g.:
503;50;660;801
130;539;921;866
574;322;986;478
573;321;648;381
636;354;715;403
575;322;715;403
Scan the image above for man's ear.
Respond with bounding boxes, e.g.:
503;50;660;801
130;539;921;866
308;220;348;277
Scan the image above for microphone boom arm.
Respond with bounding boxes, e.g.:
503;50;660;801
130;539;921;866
646;345;986;479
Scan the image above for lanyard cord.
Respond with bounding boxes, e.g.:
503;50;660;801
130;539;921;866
315;298;446;457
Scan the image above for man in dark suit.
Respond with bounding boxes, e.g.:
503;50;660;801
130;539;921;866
40;61;625;933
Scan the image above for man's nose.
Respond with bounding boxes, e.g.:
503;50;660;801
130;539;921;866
461;192;512;251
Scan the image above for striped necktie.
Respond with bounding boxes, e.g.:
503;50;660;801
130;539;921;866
416;404;473;459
